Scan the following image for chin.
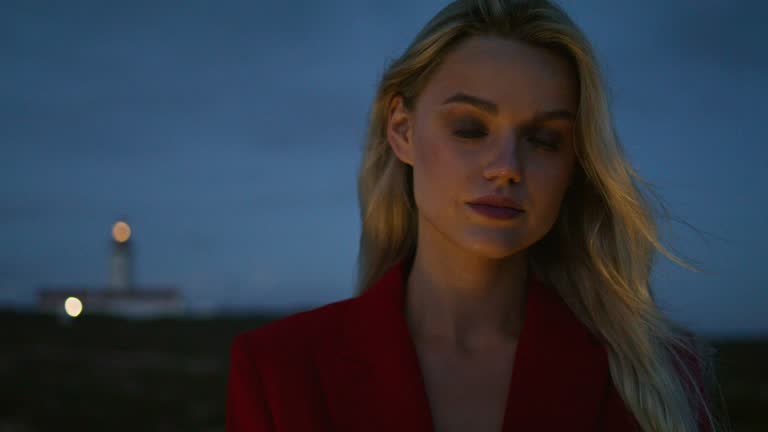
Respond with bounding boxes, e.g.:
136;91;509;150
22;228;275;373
460;235;530;260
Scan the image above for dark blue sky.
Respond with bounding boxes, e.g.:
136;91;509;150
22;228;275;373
2;0;766;336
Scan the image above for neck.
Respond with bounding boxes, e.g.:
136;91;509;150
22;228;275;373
404;217;529;355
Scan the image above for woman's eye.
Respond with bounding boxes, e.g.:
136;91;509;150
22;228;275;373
530;136;560;150
453;128;488;139
527;130;562;150
450;121;562;149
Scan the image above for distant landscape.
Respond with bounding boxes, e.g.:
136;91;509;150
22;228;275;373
1;309;765;431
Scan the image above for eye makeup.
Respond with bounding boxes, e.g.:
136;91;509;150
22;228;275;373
451;116;488;139
447;114;563;150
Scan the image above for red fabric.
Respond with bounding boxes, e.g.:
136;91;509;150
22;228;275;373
226;259;642;431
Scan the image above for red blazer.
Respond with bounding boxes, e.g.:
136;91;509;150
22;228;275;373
227;260;660;431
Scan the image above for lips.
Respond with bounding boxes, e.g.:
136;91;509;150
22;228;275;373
466;203;523;220
467;195;524;211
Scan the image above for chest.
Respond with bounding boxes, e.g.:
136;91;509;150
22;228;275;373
415;343;518;432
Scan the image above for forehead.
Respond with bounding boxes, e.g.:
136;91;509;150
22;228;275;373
417;35;578;115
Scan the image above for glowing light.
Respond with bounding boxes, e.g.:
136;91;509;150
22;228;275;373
64;297;83;317
112;221;131;243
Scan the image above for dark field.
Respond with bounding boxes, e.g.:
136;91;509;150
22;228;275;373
1;309;765;431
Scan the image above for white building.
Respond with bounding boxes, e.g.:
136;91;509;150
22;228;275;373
37;220;184;319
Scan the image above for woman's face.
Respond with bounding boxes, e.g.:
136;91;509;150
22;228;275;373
387;35;578;259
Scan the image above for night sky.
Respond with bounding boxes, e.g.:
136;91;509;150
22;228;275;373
2;0;766;336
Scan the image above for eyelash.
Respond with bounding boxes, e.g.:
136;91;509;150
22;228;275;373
452;128;560;150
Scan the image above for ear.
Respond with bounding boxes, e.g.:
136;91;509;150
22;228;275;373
386;95;415;166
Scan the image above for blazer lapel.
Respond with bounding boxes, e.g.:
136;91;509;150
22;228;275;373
318;259;433;432
501;266;610;431
319;259;611;432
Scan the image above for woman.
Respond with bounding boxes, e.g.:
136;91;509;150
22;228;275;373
227;0;723;431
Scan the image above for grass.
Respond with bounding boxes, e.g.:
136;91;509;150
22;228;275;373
0;309;764;431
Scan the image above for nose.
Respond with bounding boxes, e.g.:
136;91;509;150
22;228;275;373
483;135;522;184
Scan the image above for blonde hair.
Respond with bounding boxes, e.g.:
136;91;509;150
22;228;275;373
354;0;728;431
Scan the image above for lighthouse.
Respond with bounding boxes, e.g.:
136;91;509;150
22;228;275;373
37;219;183;319
109;220;134;291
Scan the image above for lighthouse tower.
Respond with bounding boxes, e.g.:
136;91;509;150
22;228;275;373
38;218;183;318
108;220;134;291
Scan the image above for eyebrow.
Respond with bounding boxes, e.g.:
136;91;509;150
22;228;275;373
441;92;576;123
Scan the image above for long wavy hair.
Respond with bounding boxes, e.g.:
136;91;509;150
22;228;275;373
353;0;728;431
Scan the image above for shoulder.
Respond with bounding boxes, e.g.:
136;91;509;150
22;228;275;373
227;298;360;429
230;295;358;365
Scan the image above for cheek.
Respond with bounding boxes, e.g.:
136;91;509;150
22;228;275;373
412;138;441;209
410;134;472;214
529;162;573;218
414;137;440;177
